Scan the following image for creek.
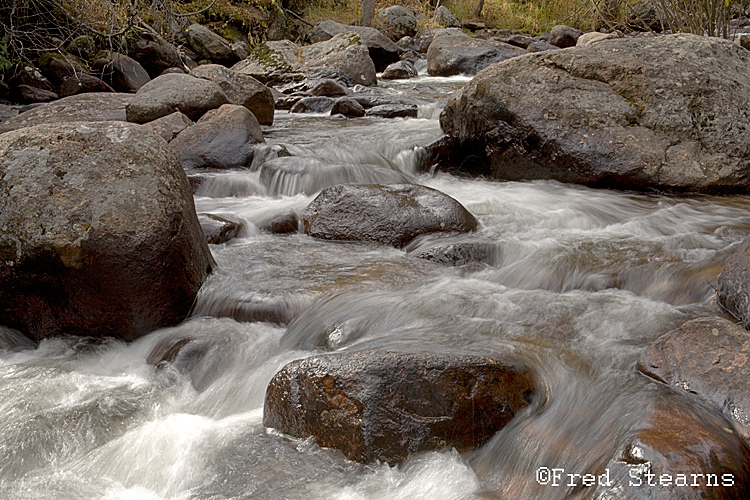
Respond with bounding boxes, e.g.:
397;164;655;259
2;72;750;500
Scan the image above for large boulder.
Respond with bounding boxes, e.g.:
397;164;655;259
0;121;214;342
0;93;132;134
302;183;478;248
415;28;468;53
587;389;750;500
378;6;417;41
125;27;183;78
263;351;536;465
718;234;750;327
185;24;238;65
434;6;461;28
231;40;305;86
307;20;400;71
300;33;377;87
170;104;264;170
190;64;274;125
381;60;418;80
427;35;526;76
37;52;89;89
547;24;583;48
438;34;750;193
125;73;230;123
91;51;151;92
637;316;750;441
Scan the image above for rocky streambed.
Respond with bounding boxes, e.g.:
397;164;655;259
2;27;750;500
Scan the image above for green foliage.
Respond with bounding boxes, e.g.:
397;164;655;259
0;44;13;73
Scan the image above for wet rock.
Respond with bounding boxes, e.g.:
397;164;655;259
309;79;347;97
232;40;305;86
381;60;418;80
331;97;365;117
718;235;750;328
301;33;377;87
142;110;193;142
274;94;304;110
125;27;184;78
434;6;460;28
263;351;537;464
191;292;306;325
58;73;115;97
260;211;300;234
171;104;264;170
185;23;238;66
0;121;214;342
306;20;400;71
190;64;274;125
291;96;335;113
351;94;404;109
37;52;89;88
0;93;132;134
415;28;468;53
303;183;478;248
637;316;750;441
91;51;151;93
588;389;750;499
547;24;583;48
378;6;417;41
365;103;418;118
439;34;750;193
427;35;525;76
125;73;230;123
15;85;58;104
410;241;500;266
0;326;36;352
198;213;242;244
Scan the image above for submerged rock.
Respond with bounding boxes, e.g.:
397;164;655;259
0;121;214;342
365;103;417;118
263;351;536;464
438;34;750;193
0;326;36;352
302;184;478;248
638;316;750;441
199;213;242;244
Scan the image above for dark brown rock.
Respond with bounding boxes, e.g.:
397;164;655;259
638;316;750;441
0;121;214;342
199;213;242;244
439;34;750;193
548;24;583;48
125;27;184;78
0;326;36;352
125;73;230;123
142;110;193;142
410;241;500;266
427;35;526;76
718;235;750;328
260;211;300;234
309;79;347;97
365;103;418;118
588;389;750;499
185;23;238;66
303;183;478;248
190;64;275;125
263;351;536;464
0;93;132;134
171;103;264;170
38;52;89;88
291;96;335;113
91;51;151;93
16;85;58;103
331;97;365;117
58;73;115;97
381;60;418;80
378;6;417;41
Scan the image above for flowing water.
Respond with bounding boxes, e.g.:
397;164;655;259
2;73;750;500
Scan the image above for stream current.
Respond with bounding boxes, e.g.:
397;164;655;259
2;73;750;500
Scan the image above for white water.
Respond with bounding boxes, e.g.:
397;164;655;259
2;75;750;499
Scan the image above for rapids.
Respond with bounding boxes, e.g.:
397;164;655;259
2;72;749;500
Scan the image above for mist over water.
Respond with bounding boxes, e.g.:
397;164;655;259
2;75;750;499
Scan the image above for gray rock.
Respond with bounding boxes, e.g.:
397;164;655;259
378;6;417;40
171;103;264;169
263;351;536;465
231;40;304;86
526;40;560;52
0;121;213;342
142;110;193;142
15;85;58;104
331;97;366;117
506;34;536;49
309;79;347;97
58;73;115;97
576;31;621;46
8;65;54;93
427;35;526;76
190;64;274;125
126;27;184;78
185;24;238;65
307;20;400;71
0;93;132;134
411;241;500;266
381;60;418;80
438;34;750;193
718;234;750;327
415;28;468;53
301;33;377;87
365;103;418;118
547;24;583;48
0;326;36;352
303;183;478;248
125;73;230;123
434;6;460;27
638;316;750;441
290;96;335;113
92;51;151;93
199;213;242;244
